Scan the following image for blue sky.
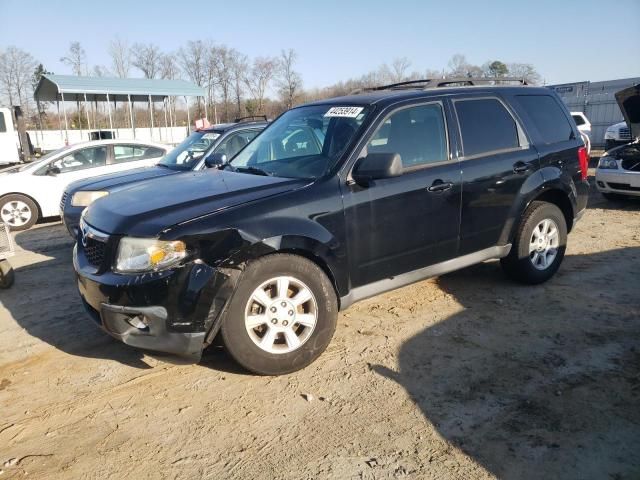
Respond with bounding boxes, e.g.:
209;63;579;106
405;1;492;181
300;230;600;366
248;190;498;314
1;0;638;87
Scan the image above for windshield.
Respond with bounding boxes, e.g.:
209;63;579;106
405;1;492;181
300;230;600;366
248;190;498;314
229;104;369;179
159;131;221;170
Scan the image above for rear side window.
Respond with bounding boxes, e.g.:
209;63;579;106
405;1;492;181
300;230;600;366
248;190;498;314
517;95;574;144
113;145;165;164
455;98;520;157
0;112;6;133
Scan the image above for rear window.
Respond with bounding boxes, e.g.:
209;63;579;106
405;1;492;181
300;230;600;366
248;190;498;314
517;95;574;144
455;98;520;157
572;114;586;126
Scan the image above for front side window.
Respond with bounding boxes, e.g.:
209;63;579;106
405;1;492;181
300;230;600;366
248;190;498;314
455;98;520;157
517;95;574;144
215;130;260;159
230;105;369;179
365;103;448;168
47;146;107;174
159;131;221;170
113;145;165;164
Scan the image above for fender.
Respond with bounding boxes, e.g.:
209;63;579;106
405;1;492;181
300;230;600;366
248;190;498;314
499;166;578;245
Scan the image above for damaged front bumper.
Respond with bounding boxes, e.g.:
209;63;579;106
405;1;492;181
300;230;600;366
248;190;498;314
74;245;240;360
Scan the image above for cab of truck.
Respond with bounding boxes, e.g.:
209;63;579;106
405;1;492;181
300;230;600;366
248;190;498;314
0;108;20;166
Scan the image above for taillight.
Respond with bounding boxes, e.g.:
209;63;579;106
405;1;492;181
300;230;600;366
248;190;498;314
577;146;589;181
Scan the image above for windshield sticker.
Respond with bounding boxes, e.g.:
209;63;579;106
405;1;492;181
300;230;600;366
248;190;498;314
324;106;364;118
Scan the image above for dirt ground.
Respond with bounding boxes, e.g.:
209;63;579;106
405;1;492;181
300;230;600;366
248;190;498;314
0;182;639;479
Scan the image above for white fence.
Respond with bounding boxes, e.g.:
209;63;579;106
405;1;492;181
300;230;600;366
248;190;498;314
29;126;191;151
550;77;640;148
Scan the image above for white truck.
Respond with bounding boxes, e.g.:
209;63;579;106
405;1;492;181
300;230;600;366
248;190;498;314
0;107;21;166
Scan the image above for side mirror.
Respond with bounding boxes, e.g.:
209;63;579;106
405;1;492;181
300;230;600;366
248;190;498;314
352;153;403;186
46;165;61;176
204;152;227;168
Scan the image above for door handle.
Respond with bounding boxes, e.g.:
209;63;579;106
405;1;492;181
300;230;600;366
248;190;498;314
427;180;454;193
513;162;531;174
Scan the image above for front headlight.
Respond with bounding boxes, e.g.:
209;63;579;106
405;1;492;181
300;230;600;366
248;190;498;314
71;190;109;207
597;156;618;169
115;237;187;273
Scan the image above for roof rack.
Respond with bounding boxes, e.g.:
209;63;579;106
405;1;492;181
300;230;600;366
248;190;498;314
234;115;268;123
351;77;528;94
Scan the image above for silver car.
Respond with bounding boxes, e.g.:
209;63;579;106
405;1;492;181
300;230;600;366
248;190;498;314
595;85;640;199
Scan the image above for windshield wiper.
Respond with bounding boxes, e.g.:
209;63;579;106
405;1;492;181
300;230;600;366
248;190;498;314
233;166;272;176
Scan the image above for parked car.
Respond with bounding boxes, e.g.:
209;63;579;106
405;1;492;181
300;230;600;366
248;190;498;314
61;119;267;237
596;84;640;199
604;121;633;151
0;139;169;231
74;79;589;375
571;111;591;139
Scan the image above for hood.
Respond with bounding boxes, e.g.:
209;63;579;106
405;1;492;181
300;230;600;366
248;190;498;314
84;169;307;236
66;166;177;194
615;84;640;139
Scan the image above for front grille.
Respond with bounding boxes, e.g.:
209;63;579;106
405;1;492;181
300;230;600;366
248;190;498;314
60;191;68;211
621;159;640;172
607;182;640;192
619;127;631;140
0;223;12;256
84;237;106;267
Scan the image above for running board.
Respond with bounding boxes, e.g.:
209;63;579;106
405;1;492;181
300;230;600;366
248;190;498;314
339;244;511;310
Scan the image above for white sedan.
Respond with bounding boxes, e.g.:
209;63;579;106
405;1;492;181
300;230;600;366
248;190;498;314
0;139;169;230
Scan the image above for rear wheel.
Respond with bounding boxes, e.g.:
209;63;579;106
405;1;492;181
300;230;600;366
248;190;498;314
221;254;338;375
501;201;567;284
0;194;38;231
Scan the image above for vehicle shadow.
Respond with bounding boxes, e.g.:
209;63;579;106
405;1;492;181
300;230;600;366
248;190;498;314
372;247;640;479
0;223;154;369
0;223;249;373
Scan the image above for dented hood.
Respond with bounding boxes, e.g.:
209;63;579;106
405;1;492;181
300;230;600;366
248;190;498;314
615;84;640;140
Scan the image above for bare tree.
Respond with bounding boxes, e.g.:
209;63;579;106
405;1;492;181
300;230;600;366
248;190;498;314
0;46;37;110
159;53;180;79
92;65;110;77
179;40;208;115
390;57;412;83
244;56;277;114
506;62;541;85
209;45;235;121
276;49;302;110
447;54;472;77
131;43;161;79
60;41;86;76
109;37;131;78
230;50;248;117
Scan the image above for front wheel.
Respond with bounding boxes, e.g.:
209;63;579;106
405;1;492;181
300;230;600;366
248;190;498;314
0;194;38;231
221;254;338;375
501;201;567;284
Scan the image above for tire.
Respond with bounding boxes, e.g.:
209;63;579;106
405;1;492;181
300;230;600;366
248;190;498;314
221;254;338;375
501;201;567;285
604;140;614;152
0;260;14;289
0;194;38;231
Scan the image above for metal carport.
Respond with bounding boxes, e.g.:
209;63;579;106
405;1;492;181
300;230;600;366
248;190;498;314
34;74;205;142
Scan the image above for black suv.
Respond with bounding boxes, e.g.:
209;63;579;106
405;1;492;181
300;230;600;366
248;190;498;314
74;78;589;375
61;117;267;237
